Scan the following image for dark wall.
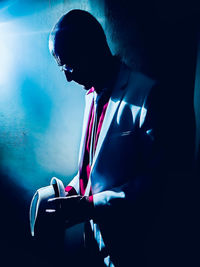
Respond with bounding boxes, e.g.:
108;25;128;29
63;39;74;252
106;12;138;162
104;1;198;266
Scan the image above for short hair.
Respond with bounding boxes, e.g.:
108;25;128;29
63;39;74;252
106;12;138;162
49;9;108;61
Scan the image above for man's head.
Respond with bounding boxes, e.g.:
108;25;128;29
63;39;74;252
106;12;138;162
49;9;113;90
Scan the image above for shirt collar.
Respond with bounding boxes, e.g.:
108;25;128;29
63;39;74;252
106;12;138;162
87;87;95;95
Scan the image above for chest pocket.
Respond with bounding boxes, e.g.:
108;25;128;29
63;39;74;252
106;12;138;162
116;101;142;132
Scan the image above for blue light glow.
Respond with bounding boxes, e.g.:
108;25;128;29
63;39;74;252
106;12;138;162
0;1;96;195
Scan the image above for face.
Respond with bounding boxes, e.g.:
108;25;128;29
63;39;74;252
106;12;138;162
54;50;96;90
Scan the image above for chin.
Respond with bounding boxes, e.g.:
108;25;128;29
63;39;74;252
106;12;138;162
83;82;93;90
75;80;92;90
84;85;92;90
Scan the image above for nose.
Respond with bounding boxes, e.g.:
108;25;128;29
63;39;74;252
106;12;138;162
64;71;73;82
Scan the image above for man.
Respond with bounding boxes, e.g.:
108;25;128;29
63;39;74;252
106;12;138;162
47;9;165;267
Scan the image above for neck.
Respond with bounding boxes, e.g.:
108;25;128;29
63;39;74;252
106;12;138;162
94;55;120;94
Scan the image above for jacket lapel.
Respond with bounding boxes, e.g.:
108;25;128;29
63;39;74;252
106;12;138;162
91;63;131;170
78;91;94;167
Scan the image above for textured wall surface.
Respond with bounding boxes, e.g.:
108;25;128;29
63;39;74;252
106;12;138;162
0;1;105;266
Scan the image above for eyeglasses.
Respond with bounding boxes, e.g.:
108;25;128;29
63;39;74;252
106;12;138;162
59;64;73;74
54;55;74;74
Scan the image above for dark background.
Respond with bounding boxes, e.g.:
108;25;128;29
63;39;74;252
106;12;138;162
0;0;199;266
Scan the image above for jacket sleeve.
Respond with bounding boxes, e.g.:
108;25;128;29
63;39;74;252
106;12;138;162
65;173;80;196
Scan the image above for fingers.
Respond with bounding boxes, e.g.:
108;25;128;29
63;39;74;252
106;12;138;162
45;209;56;213
43;195;92;229
48;195;82;203
47;195;82;209
46;195;83;215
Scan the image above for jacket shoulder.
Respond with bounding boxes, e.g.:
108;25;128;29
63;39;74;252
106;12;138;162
123;65;157;107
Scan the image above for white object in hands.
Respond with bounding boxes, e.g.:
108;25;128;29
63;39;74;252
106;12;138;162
29;177;65;237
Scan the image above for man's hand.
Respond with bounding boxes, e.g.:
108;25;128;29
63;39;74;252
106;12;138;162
46;195;94;228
